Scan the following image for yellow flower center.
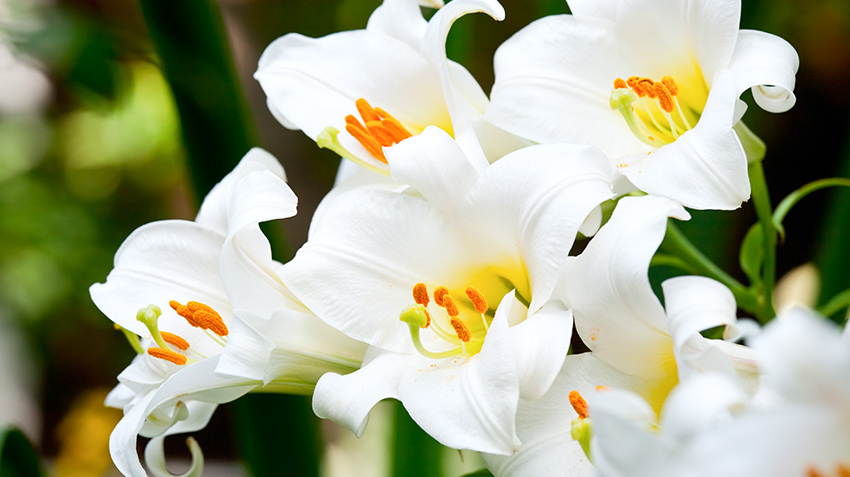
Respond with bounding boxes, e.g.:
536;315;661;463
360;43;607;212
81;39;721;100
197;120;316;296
609;74;707;147
399;264;531;359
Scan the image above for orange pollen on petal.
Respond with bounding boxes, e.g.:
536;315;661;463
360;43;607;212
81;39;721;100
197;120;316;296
147;347;187;365
654;82;675;113
465;286;489;314
569;390;589;419
595;385;611;392
433;286;450;307
449;317;472;343
170;300;199;327
160;331;190;351
613;77;628;89
345;98;413;163
837;464;850;477
443;295;460;317
412;283;430;306
661;76;679;96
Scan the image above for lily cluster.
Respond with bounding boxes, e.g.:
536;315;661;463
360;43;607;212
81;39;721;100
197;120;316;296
91;0;850;476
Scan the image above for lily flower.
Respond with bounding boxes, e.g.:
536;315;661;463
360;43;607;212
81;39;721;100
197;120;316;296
255;0;505;176
92;149;366;476
279;128;615;454
484;0;799;210
480;195;756;475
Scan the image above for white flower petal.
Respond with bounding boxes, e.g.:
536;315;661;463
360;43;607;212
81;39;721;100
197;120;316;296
312;348;406;437
486;15;644;158
509;298;573;400
563;195;689;379
617;71;750;210
399;306;521;455
386;126;480;216
728;29;799;113
662;276;737;351
459;143;616;314
366;0;429;49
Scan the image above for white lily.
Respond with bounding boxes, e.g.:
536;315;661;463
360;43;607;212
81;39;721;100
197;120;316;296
484;0;799;210
279;127;615;454
255;0;505;176
92;149;366;476
481;195;756;475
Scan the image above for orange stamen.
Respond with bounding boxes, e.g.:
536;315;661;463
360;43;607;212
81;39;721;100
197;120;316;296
443;295;460;317
661;76;679;96
345;98;413;163
193;309;229;337
465;286;488;314
449;317;471;343
638;78;657;98
147;347;187;365
806;467;825;477
355;98;380;123
613;78;628;89
413;283;430;307
654;83;674;113
161;331;190;351
422;307;432;328
170;300;199;327
433;286;449;307
569;390;589;419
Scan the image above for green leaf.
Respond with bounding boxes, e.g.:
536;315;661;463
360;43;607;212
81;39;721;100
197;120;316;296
0;427;44;477
739;223;764;287
391;402;443;477
772;177;850;241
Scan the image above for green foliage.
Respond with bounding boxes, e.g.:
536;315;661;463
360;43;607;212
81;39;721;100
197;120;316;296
0;428;43;477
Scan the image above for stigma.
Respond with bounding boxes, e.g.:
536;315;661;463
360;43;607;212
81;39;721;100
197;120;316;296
609;75;696;148
345;98;413;163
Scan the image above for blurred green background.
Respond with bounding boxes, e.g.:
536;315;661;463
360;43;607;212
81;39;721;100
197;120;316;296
0;0;848;475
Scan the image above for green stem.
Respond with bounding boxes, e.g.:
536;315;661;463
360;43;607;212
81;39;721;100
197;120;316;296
748;160;777;322
661;221;758;313
817;288;850;319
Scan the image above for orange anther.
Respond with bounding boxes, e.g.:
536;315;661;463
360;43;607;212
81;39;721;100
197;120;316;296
837;464;850;477
422;307;432;328
443;295;460;317
638;78;657;98
569;390;589;419
654;83;674;113
147;347;187;365
613;78;627;89
380;116;413;142
465;286;488;314
433;286;449;307
355;98;380;123
449;317;471;343
161;331;190;351
193;310;229;337
170;300;199;327
661;76;678;96
412;283;430;306
365;121;396;147
626;76;640;89
806;467;825;477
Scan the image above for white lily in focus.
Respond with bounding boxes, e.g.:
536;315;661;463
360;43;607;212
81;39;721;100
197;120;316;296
255;0;506;176
484;0;799;210
92;149;366;476
481;195;755;475
280;128;615;454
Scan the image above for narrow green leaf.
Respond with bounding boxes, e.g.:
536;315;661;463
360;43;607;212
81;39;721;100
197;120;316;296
817;288;850;319
739;223;764;287
458;470;495;477
138;0;259;198
0;427;44;477
772;177;850;240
